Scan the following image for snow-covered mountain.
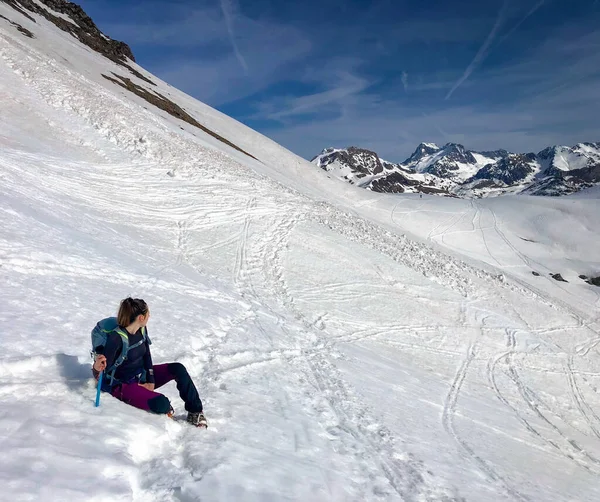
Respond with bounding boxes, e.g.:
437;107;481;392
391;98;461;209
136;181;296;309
1;2;600;501
312;146;454;195
312;141;600;197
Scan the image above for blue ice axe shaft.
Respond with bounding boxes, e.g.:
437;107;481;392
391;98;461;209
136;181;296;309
95;371;103;407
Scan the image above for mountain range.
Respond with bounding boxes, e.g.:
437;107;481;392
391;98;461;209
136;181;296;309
312;141;600;197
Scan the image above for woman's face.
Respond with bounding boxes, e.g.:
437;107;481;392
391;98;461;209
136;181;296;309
140;310;150;326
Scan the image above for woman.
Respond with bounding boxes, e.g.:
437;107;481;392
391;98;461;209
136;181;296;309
93;297;207;428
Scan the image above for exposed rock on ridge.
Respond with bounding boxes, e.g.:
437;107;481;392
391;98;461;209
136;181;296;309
0;0;155;83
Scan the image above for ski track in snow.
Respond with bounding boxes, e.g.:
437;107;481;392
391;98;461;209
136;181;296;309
1;15;600;502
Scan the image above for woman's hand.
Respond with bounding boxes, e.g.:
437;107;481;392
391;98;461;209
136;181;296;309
138;382;155;391
93;354;107;372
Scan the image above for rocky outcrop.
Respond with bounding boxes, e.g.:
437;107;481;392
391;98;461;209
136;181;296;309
0;12;33;37
470;153;537;186
580;275;600;287
367;171;449;195
102;73;256;160
321;147;385;177
0;0;154;83
2;0;133;60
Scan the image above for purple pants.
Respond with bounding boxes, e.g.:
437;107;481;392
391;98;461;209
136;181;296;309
111;363;203;414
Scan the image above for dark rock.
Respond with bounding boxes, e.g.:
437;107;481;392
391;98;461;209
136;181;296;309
525;175;592;196
587;276;600;287
322;147;385;176
470;153;536;185
367;171;449;195
441;143;477;164
532;271;540;276
0;13;34;37
102;73;256;160
0;0;158;84
566;163;600;184
579;275;588;280
551;273;568;283
2;0;134;60
469;179;504;190
479;149;508;158
0;0;35;21
537;146;556;161
402;142;440;165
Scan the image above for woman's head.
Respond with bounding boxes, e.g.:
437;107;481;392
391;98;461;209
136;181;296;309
118;297;150;327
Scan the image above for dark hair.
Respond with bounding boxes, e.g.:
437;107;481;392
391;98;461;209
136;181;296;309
117;297;148;326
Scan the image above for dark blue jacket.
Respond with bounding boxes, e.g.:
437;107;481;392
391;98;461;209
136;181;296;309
94;327;154;390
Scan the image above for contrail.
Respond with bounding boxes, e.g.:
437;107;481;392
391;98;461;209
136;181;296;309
496;0;546;47
219;0;248;72
445;0;509;100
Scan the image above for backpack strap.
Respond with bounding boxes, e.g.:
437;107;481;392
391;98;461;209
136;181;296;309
106;327;150;386
106;328;130;386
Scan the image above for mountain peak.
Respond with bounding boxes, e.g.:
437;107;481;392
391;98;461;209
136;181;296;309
441;143;467;153
418;142;440;150
414;142;440;154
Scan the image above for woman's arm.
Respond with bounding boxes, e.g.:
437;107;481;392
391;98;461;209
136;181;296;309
93;333;121;376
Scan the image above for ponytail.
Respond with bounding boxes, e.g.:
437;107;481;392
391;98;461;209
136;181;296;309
117;297;148;327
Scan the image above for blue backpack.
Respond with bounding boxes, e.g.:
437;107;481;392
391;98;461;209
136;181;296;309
91;317;150;385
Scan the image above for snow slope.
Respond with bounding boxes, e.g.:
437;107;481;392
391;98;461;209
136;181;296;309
1;3;600;501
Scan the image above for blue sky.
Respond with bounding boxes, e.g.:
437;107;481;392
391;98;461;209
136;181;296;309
79;0;600;161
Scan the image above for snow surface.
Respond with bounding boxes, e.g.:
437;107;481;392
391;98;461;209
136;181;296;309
471;152;498;167
1;4;600;501
552;146;595;172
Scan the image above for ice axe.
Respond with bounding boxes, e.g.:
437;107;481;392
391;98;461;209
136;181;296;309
95;371;103;407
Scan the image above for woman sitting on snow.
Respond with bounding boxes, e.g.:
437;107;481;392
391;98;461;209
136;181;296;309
92;297;207;428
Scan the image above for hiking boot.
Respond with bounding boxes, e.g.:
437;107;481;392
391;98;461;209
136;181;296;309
187;411;207;428
167;406;175;419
